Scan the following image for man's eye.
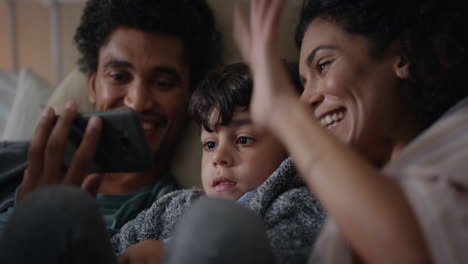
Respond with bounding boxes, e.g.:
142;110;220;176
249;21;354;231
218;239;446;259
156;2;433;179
203;141;217;150
109;72;132;83
153;79;177;91
236;136;255;145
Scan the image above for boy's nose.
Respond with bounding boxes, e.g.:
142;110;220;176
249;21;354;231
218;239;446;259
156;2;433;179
212;145;233;167
212;160;230;167
124;83;153;112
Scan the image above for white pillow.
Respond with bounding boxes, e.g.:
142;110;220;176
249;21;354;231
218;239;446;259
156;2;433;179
0;70;18;136
2;68;54;141
46;69;95;114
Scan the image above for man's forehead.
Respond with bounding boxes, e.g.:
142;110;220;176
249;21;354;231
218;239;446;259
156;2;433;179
98;27;188;70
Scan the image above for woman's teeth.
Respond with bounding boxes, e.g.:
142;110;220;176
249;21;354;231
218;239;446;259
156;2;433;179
320;111;344;129
143;123;155;130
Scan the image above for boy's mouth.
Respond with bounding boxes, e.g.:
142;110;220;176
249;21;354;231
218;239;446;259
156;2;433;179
212;177;237;192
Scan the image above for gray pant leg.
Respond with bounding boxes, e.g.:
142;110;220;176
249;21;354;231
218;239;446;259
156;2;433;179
0;185;116;264
164;197;273;264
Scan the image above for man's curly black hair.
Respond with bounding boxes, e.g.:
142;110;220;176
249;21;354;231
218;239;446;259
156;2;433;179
295;0;468;131
74;0;221;88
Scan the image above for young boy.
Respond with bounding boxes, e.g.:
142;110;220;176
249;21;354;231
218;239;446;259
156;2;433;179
111;63;325;264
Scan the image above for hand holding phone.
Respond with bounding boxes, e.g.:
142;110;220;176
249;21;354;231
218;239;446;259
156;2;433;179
63;108;153;173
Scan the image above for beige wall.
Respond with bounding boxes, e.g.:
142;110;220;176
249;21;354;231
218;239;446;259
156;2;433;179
0;0;300;83
0;4;11;71
16;3;53;81
208;0;301;64
61;3;86;77
0;2;84;83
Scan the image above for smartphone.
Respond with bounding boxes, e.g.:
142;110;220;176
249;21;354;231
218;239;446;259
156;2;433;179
63;108;153;173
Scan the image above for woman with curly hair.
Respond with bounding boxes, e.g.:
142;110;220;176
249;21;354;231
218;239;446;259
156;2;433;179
229;0;468;263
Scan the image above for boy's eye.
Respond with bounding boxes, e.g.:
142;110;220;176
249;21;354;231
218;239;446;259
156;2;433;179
236;136;255;145
203;141;217;150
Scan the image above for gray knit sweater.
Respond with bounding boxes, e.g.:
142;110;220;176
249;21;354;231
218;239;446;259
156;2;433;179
111;158;325;264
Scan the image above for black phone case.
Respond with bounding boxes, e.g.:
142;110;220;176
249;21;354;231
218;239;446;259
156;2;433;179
63;109;153;173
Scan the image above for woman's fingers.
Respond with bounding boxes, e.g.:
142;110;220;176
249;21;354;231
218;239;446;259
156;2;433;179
234;4;251;63
64;116;102;186
264;0;286;41
256;0;271;23
235;0;286;62
42;101;78;184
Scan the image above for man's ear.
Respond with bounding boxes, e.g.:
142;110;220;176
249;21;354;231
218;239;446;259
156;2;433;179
87;72;97;104
394;55;410;79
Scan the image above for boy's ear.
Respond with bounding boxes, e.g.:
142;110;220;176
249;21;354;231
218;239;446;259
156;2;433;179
394;55;410;79
87;72;97;104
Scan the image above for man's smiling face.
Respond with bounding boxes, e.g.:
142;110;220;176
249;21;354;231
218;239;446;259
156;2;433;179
87;27;190;154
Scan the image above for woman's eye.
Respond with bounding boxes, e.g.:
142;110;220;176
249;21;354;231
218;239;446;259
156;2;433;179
236;136;255;145
203;141;217;150
316;60;332;74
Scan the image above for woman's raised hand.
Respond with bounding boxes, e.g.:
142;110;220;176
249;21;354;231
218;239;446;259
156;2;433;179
234;0;298;129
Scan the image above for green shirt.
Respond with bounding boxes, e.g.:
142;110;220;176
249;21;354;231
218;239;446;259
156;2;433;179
0;172;178;236
97;172;178;235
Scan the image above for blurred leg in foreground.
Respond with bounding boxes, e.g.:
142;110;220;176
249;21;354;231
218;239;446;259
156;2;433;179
163;197;272;264
0;185;116;264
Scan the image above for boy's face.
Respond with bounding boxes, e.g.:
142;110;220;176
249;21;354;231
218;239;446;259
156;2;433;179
201;110;287;200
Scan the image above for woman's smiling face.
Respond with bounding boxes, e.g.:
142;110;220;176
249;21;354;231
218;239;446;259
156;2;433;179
299;18;412;166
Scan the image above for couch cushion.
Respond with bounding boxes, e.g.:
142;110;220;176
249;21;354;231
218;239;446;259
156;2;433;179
2;68;54;141
46;69;95;114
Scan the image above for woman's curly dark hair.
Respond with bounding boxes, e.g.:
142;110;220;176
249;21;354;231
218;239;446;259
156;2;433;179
74;0;221;88
295;0;468;130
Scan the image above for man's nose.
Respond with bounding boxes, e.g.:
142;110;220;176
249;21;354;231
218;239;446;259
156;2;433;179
124;82;153;112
